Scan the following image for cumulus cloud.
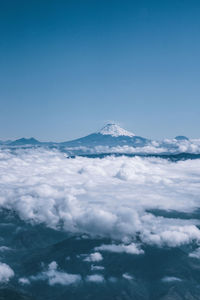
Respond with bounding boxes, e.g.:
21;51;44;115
161;276;182;283
0;148;200;249
0;262;14;283
122;273;134;280
83;252;103;262
0;246;12;252
95;243;144;255
31;261;81;286
86;274;104;283
141;224;200;247
19;277;30;285
162;138;200;154
189;247;200;259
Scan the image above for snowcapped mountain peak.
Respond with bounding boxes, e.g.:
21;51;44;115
98;123;135;137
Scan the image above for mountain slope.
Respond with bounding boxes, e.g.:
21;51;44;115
61;124;149;148
98;123;135;137
10;137;41;146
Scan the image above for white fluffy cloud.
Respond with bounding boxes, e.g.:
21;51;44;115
95;243;144;255
0;148;200;249
0;246;12;252
189;247;200;259
122;273;134;280
84;252;103;262
19;277;30;285
31;261;81;286
86;274;104;283
161;276;182;283
0;262;14;283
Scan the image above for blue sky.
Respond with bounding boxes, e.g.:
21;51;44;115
0;0;200;141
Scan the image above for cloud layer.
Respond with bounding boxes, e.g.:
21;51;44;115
64;138;200;155
0;148;200;250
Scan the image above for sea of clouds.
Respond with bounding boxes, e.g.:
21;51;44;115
0;147;200;253
64;138;200;155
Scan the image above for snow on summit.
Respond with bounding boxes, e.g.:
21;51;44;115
98;123;135;137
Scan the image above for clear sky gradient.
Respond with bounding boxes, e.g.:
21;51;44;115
0;0;200;141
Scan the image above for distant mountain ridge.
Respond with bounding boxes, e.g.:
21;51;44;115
1;123;196;155
175;136;189;141
10;137;40;146
4;124;148;147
